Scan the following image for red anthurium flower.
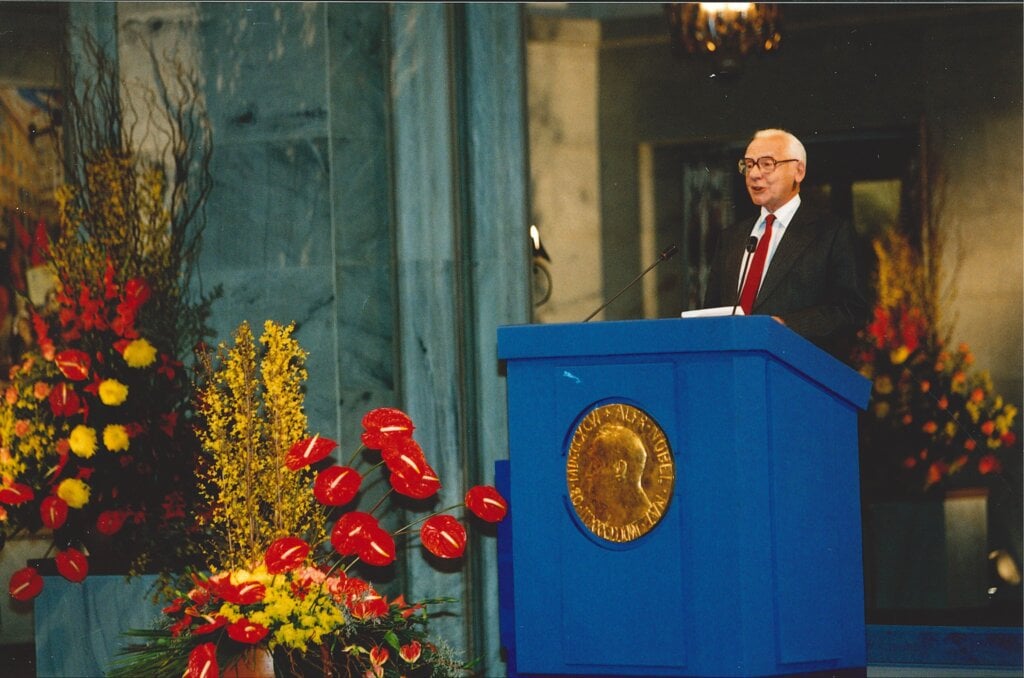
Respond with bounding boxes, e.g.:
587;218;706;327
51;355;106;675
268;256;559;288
313;466;362;506
389;464;441;500
219;581;266;606
96;510;128;536
186;642;218;678
40;496;69;529
360;407;415;449
465;485;509;523
48;382;81;417
54;350;91;381
226;617;269;644
399;640;422;663
55;547;89;583
265;536;310;574
421;514;467;559
0;482;34;505
192;615;229;635
284;434;338;471
380;437;429;476
359;526;397;567
330;511;379;556
9;566;43;601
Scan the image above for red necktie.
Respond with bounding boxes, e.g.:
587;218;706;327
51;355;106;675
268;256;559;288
738;214;775;315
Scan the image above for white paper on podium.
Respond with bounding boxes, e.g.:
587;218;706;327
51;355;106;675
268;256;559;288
680;306;743;318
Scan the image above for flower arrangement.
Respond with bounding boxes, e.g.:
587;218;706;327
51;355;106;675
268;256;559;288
0;35;214;596
852;228;1019;499
1;260;202;591
111;320;508;678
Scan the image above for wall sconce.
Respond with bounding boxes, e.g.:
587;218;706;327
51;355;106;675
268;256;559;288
664;3;782;77
530;224;552;307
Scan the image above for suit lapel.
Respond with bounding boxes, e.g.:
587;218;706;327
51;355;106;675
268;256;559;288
754;206;820;307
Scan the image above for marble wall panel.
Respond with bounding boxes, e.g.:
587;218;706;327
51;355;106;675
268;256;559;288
203;139;333;269
325;3;397;445
326;3;390;141
197;3;329;144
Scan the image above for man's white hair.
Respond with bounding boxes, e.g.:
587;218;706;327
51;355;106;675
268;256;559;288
753;128;807;165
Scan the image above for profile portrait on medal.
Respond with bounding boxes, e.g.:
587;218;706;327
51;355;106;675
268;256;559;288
579;424;654;526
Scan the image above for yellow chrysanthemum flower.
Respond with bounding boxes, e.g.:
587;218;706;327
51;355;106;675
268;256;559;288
889;346;910;365
57;478;91;509
103;424;130;452
123;338;157;368
69;425;98;458
99;379;129;406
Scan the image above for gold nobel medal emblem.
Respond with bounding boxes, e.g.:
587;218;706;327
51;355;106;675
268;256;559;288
566;404;675;543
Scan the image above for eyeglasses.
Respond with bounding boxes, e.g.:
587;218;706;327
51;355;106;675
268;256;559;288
738;157;799;175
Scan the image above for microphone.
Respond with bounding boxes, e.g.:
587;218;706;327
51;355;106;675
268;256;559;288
583;244;679;322
731;236;759;316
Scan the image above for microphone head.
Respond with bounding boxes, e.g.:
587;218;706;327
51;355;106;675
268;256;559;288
745;236;758;253
660;244;679;260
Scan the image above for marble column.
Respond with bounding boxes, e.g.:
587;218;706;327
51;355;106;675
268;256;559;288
390;4;529;671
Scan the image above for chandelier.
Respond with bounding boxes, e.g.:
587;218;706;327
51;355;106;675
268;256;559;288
664;3;782;76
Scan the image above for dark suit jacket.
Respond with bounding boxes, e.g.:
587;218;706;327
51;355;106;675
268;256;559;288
703;203;869;361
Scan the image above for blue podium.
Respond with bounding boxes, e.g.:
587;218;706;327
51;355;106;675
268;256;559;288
496;317;871;677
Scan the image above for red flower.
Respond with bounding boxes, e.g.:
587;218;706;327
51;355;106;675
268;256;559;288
330;511;379;556
313;466;362;506
217;580;266;606
159;411;179;437
360;407;415;449
169;615;193;637
360;526;397;567
265;536;310;574
96;510;128;535
162;597;186;614
48;382;81;417
465;485;508;523
55;349;91;381
389;463;441;500
391;594;424;619
399;640;422;663
40;496;69;529
978;454;1003;475
0;483;34;505
226;617;269;644
369;645;390;668
192;615;229;635
380;437;428;476
9;566;43;601
348;588;389;620
56;547;89;583
284;434;337;471
420;514;467;559
186;642;218;678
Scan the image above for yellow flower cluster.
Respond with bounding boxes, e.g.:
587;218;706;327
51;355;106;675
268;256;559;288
51;150;176;296
216;567;346;652
197;321;325;570
872;229;936;329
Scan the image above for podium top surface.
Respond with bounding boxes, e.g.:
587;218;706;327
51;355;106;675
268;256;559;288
497;316;871;409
